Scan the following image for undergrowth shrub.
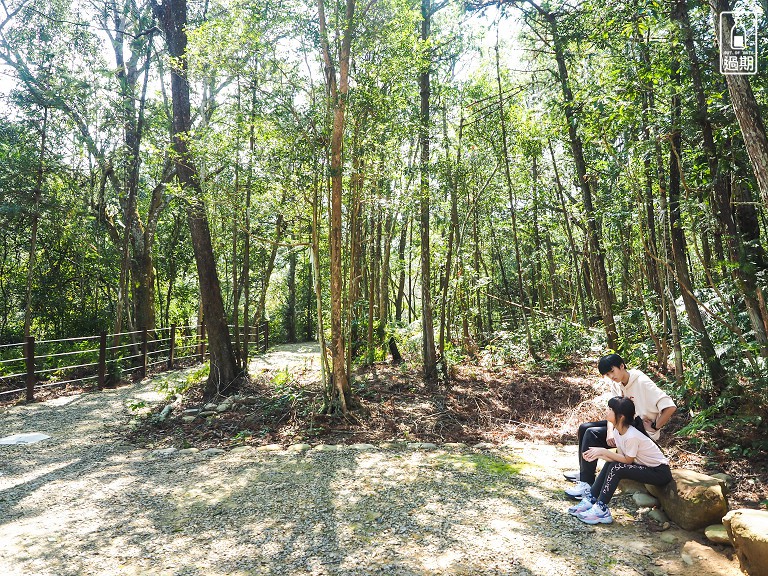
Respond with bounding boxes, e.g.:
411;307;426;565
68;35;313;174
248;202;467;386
486;318;594;369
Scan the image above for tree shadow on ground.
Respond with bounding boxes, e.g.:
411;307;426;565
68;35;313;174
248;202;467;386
0;427;743;576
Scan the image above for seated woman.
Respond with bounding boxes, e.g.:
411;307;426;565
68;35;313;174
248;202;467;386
569;396;673;525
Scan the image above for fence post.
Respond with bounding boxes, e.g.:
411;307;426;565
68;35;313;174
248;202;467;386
98;331;107;389
25;336;35;402
263;320;269;352
199;323;206;362
169;324;176;370
141;328;148;378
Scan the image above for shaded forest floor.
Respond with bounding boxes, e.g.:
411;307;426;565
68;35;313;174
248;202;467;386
7;343;768;511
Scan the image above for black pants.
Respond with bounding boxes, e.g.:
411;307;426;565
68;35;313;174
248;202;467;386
578;420;609;484
591;462;672;505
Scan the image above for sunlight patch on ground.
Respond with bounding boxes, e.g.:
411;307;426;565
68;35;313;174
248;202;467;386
130;389;166;403
42;395;82;407
0;458;76;492
421;549;462;571
248;342;321;375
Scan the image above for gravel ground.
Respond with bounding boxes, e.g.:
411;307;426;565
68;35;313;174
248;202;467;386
0;368;744;576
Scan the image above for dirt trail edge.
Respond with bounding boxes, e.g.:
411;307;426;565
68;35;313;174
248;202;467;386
0;349;743;576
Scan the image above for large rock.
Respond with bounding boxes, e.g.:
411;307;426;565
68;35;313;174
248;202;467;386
618;479;648;494
723;509;768;576
705;523;731;545
646;469;728;531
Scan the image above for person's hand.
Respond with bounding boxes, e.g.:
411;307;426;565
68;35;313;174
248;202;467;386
583;447;604;462
642;418;655;434
606;436;616;448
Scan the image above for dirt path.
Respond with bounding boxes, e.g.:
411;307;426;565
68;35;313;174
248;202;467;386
0;349;744;576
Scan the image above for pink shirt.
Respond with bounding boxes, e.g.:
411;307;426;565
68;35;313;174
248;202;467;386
614;425;669;467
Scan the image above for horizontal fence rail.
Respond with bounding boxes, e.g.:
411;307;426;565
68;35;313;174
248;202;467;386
0;320;269;402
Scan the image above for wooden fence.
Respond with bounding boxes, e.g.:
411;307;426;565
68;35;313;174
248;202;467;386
0;321;269;402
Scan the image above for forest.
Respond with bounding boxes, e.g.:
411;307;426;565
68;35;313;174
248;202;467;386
0;0;766;444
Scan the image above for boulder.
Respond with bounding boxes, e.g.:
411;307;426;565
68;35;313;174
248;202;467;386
646;469;728;531
711;473;735;494
633;492;660;507
618;479;648;494
705;523;731;545
722;509;768;576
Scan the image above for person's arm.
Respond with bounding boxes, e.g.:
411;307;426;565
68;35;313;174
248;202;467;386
606;420;616;447
638;373;676;433
583;446;635;464
652;405;676;431
642;405;677;433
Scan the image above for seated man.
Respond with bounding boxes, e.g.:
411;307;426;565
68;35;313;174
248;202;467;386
564;353;677;498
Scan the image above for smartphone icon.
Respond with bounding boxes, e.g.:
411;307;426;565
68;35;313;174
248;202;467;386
732;23;746;49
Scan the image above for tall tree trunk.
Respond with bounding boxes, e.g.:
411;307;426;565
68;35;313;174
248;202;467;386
490;223;512;302
472;199;484;340
112;6;157;334
544;230;556;309
286;249;297;343
318;0;354;410
655;125;684;382
543;8;619;350
253;213;284;327
495;40;535;358
408;215;414;324
440;116;462;360
152;0;238;397
531;155;543;309
730;174;768;353
311;169;331;400
24;105;46;338
549;141;588;326
164;211;184;328
367;211;377;365
130;249;156;334
634;16;668;369
668;46;728;396
379;207;393;343
304;251;314;342
231;118;242;366
395;216;408;322
243;81;255;365
347;141;363;363
419;0;437;379
374;206;382;345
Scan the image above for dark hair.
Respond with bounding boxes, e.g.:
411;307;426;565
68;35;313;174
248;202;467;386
598;353;625;375
607;395;649;437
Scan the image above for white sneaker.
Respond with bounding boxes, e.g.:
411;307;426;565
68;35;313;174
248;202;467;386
568;496;595;516
563;470;580;482
577;502;613;524
564;481;591;499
